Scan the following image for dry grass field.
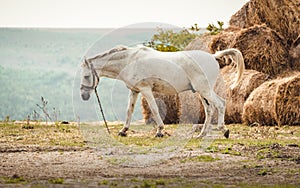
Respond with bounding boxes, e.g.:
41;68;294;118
0;122;299;187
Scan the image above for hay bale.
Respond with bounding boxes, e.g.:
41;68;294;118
210;25;290;76
209;27;240;52
289;35;300;71
184;33;213;52
209;27;241;67
141;93;180;124
232;25;289;76
229;0;300;45
142;91;206;125
242;72;300;126
215;66;270;124
178;91;205;124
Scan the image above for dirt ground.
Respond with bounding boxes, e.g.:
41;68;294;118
0;123;299;187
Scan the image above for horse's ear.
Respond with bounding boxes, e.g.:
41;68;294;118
84;57;89;67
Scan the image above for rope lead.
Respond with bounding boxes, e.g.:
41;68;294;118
94;88;110;134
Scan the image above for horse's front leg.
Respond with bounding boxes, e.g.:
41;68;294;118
118;90;139;136
141;89;164;137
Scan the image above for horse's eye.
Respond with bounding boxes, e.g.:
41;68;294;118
84;75;90;79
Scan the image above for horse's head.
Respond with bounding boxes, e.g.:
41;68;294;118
80;58;99;101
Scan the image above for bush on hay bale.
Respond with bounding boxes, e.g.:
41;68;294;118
141;93;180;124
229;0;300;45
214;66;270;124
210;25;290;77
242;72;300;126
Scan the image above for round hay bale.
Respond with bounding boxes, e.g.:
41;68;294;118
229;0;300;45
211;25;290;77
215;66;270;124
141;93;180;124
242;72;300;126
209;27;241;67
232;25;289;76
289;35;300;71
209;27;241;52
184;33;213;52
178;91;205;124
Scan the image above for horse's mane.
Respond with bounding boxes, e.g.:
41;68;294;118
89;45;129;61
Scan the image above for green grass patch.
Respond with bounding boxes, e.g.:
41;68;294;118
181;155;220;163
220;146;241;156
48;178;64;184
98;179;109;185
2;175;27;184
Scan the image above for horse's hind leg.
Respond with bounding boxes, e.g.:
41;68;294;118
140;88;164;137
196;95;213;138
197;91;229;139
118;90;139;136
212;92;229;138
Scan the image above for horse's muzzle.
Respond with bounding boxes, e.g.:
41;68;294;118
81;92;90;101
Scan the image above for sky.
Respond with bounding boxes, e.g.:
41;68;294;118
0;0;249;28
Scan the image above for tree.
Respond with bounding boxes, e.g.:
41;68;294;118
144;28;198;52
206;21;224;35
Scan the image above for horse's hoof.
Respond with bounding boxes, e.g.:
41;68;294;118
155;133;164;138
118;131;127;137
196;132;206;139
224;129;230;139
196;134;204;139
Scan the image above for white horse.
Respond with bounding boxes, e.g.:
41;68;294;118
80;45;244;138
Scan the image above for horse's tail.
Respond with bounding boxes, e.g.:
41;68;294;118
213;48;245;89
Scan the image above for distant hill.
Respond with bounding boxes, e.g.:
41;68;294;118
0;28;146;121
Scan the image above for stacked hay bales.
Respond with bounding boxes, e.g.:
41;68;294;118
229;0;300;45
243;73;300;126
207;0;300;126
232;25;289;76
180;28;271;125
210;25;290;76
141;0;299;125
141;93;180;124
211;0;300;75
216;67;270;124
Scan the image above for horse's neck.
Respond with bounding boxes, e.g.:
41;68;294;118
92;55;129;79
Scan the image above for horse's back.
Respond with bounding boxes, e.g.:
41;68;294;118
129;47;220;94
